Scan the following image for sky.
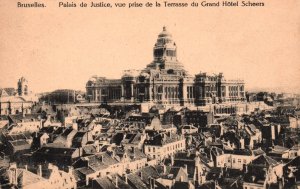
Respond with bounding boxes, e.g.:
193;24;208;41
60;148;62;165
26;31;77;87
0;0;299;93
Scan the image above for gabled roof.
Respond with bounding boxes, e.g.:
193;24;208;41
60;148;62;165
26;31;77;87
200;181;218;189
21;169;47;186
139;166;160;185
35;146;78;156
252;154;278;167
173;160;195;179
8;114;41;123
225;149;252;156
144;132;181;146
269;145;289;154
127;174;148;189
93;177;117;189
110;174;133;189
252;148;265;156
173;181;190;189
5;133;31;141
82;145;97;155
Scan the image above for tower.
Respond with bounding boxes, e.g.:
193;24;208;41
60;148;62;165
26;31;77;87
153;26;177;62
17;77;28;96
146;26;185;72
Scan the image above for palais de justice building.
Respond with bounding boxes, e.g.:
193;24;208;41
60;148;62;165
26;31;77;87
86;27;245;106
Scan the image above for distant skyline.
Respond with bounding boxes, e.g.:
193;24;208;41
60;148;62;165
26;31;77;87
0;0;299;94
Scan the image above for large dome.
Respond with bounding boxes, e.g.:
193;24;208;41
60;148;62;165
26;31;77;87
158;26;172;38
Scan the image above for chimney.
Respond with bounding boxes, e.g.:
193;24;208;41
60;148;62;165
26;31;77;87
215;180;218;189
68;166;73;174
163;164;167;174
187;150;191;157
13;168;18;185
149;177;155;189
278;178;283;189
195;155;200;167
139;171;143;179
184;164;188;174
243;164;248;173
125;174;128;184
24;164;28;171
115;176;118;188
171;155;174;165
37;164;42;177
8;167;18;185
112;150;116;158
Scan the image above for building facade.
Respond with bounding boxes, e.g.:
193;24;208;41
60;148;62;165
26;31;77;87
86;27;245;106
0;77;37;115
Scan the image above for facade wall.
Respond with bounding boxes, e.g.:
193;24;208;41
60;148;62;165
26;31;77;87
144;138;186;161
0;101;33;115
86;27;245;107
216;154;254;170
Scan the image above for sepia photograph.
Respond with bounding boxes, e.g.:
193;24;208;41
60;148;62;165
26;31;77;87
0;0;299;188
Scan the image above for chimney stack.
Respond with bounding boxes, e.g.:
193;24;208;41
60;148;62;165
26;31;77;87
184;164;188;174
163;164;167;174
37;164;42;177
140;171;143;179
171;155;174;165
125;174;128;184
115;176;118;188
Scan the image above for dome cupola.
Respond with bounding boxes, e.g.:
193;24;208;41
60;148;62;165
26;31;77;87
153;26;177;61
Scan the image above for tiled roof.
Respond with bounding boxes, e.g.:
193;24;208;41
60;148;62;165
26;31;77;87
110;174;133;189
252;155;278;167
9;140;30;147
225;149;252;156
8;114;41;123
19;169;47;186
252;148;265;156
173;160;195;179
82;145;97;155
144;132;181;146
93;177;117;189
5;133;31;141
127;174;148;189
35;146;77;156
173;182;190;189
76;167;95;175
139;166;160;184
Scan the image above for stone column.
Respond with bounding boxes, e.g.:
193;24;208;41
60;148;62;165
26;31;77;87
182;83;187;105
121;85;124;101
99;89;102;102
162;85;165;103
131;83;134;102
95;89;98;102
149;85;152;102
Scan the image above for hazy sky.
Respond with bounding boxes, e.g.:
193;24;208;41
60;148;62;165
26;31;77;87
0;0;299;93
